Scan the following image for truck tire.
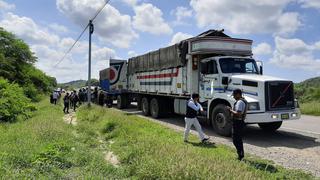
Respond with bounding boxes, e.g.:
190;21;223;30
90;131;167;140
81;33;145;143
117;95;127;109
211;104;232;136
150;98;163;118
137;96;142;110
258;121;282;132
141;97;150;116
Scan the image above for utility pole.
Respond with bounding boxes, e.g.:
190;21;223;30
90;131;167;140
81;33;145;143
87;20;94;106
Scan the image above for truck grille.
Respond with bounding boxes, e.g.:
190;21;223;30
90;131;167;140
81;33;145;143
265;81;295;111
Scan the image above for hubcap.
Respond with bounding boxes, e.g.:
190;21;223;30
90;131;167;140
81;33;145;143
142;99;148;113
151;100;158;116
215;113;226;129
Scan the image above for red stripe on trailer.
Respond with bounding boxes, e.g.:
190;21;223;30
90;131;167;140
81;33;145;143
137;68;179;79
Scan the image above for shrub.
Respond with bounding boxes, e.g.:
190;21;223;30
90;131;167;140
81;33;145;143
23;83;41;102
0;78;35;122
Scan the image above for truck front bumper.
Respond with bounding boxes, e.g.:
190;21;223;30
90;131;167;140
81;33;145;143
245;109;301;123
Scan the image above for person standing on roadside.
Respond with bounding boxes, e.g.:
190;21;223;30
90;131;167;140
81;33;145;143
63;92;70;114
71;90;79;111
184;93;209;143
227;89;247;161
52;91;58;105
78;89;83;105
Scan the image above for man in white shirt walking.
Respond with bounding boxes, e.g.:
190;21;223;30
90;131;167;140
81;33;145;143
184;93;209;143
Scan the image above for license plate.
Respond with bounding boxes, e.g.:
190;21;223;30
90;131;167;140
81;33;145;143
281;113;289;120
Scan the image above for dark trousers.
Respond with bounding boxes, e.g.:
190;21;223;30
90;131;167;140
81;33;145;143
63;102;69;113
53;99;57;105
72;101;77;111
232;120;245;158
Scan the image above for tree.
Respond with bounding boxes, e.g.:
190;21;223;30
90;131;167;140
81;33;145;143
0;27;57;101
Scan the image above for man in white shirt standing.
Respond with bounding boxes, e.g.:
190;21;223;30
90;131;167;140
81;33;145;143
227;89;247;161
52;91;58;105
184;93;209;143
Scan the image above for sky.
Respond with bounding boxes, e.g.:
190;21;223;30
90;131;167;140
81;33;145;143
0;0;320;83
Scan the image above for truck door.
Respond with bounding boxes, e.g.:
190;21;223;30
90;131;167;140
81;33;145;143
199;60;220;101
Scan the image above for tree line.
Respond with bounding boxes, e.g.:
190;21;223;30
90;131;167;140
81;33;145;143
0;27;57;122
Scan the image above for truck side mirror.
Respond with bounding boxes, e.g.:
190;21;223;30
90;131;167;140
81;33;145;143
222;77;229;85
256;61;263;75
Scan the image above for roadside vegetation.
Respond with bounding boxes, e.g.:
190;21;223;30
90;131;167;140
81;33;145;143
58;79;99;91
295;77;320;116
0;99;314;179
0;27;56;122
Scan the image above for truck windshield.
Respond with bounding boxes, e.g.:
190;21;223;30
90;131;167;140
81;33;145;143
219;58;259;74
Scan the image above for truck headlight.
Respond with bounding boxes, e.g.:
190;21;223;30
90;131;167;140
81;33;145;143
248;102;260;110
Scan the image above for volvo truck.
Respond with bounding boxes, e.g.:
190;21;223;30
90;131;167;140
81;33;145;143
99;30;300;136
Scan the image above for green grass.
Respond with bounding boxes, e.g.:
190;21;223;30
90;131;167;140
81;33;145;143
0;99;316;179
300;102;320;116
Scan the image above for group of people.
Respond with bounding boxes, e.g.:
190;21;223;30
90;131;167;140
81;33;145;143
63;90;80;113
50;91;61;105
62;87;100;114
184;89;247;161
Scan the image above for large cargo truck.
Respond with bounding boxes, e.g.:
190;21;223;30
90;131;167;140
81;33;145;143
99;30;300;136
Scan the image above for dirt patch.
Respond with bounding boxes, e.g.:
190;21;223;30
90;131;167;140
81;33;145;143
63;112;77;125
104;151;119;167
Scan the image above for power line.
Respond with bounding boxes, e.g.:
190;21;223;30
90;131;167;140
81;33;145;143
92;0;110;22
53;24;89;68
52;0;110;68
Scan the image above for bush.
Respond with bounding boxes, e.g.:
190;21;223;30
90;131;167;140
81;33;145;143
0;78;35;122
23;83;41;102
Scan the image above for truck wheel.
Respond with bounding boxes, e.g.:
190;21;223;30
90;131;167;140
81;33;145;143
211;104;232;136
137;96;142;110
258;122;282;132
150;98;163;118
141;97;150;116
117;95;127;109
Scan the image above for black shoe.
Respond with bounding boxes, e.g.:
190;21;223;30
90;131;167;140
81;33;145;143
237;153;244;161
202;137;209;143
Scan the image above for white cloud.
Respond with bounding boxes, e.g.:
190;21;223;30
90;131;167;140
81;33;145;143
253;43;272;56
0;0;15;11
128;50;137;57
169;32;193;45
0;12;116;83
171;6;193;25
0;13;60;45
122;0;137;6
132;3;173;35
299;0;320;9
189;0;301;35
270;36;320;71
49;23;69;33
56;0;138;48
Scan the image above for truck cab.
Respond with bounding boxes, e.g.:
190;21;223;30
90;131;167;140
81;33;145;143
198;56;300;135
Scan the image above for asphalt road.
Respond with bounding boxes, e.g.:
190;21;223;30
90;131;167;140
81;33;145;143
281;115;320;137
117;104;320;177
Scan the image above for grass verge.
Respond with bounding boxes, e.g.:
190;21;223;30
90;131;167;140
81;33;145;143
300;102;320;116
0;99;316;179
75;105;314;179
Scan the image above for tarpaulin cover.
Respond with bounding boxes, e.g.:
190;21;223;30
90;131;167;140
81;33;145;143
128;43;188;74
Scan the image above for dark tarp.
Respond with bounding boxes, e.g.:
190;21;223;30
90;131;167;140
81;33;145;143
127;29;228;74
128;43;188;74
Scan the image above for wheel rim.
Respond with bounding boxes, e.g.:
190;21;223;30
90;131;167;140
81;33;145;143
215;112;226;129
142;99;148;113
151;100;158;117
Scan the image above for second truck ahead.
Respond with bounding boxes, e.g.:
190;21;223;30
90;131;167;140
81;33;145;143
99;30;300;136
